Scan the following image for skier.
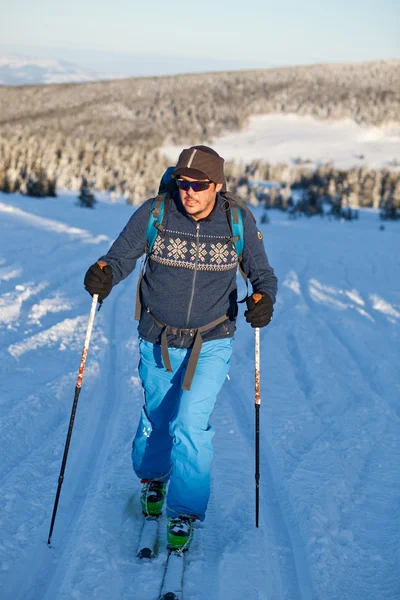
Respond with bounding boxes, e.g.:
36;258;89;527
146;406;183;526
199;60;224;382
84;145;278;552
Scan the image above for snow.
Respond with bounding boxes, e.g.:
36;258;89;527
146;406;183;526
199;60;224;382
0;191;399;600
161;114;400;170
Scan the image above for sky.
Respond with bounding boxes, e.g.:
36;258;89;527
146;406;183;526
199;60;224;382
1;0;399;76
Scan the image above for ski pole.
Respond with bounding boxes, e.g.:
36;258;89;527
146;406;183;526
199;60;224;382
47;293;99;546
253;293;262;528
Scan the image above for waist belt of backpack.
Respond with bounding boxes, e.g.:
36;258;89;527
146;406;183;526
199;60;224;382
147;309;229;391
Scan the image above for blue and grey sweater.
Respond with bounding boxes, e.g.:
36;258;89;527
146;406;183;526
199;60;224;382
99;193;278;347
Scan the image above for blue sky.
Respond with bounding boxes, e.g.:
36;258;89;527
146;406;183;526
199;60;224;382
1;0;399;75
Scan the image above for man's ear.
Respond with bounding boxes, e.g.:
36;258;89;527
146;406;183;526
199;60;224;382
215;183;223;193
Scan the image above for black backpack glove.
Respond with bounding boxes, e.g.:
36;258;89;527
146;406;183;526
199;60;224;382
84;262;113;301
245;292;273;328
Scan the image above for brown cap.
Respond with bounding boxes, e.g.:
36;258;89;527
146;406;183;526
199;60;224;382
172;145;226;190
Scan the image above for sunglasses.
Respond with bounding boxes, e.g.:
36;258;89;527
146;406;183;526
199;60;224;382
176;179;214;192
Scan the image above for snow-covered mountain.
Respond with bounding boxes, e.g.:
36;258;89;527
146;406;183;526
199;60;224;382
0;191;399;600
0;54;123;86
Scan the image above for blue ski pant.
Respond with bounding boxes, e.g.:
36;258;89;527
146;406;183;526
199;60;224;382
131;337;233;521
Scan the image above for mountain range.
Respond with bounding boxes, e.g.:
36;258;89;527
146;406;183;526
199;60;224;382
0;53;123;86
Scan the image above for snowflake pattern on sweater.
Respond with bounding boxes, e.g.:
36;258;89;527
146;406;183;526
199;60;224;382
150;231;238;271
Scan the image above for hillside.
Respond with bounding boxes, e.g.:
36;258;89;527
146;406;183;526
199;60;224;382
1;60;399;144
0;61;399;204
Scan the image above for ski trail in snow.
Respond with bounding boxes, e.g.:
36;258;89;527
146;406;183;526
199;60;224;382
301;275;400;421
3;287;124;600
48;278;177;600
182;292;313;600
1;258;171;600
208;398;304;600
41;290;128;600
220;327;311;600
0;201;111;245
281;261;400;599
15;275;170;600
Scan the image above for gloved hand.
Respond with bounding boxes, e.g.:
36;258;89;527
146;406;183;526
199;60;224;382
245;292;273;328
84;262;113;301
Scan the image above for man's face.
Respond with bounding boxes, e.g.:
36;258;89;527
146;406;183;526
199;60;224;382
177;176;223;221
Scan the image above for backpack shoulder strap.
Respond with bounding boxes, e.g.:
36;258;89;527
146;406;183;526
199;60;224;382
229;203;244;258
136;193;170;320
222;192;258;301
223;192;256;222
146;193;170;253
222;192;255;259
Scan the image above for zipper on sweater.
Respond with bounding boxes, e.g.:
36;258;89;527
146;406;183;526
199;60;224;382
186;222;200;326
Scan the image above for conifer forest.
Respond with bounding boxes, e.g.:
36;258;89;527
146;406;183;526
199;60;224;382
0;60;399;211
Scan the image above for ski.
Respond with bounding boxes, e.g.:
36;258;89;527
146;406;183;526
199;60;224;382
159;550;185;600
137;515;160;559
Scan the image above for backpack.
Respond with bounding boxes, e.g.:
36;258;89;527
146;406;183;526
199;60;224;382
145;167;256;262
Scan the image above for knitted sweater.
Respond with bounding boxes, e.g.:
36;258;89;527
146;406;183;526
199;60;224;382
99;193;278;347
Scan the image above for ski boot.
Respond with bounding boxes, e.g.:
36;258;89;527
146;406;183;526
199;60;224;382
140;479;167;517
167;515;196;552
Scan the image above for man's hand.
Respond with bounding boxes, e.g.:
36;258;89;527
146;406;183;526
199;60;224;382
245;292;273;328
84;262;113;301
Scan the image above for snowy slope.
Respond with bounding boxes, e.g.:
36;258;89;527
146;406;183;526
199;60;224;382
0;192;399;600
162;114;400;171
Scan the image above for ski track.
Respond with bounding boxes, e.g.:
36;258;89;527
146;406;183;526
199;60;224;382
299;261;400;424
40;283;137;600
45;279;173;600
0;202;120;599
3;303;116;599
220;325;310;600
294;265;400;599
271;230;400;600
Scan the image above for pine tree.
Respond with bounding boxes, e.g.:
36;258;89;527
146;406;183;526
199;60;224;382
78;176;96;208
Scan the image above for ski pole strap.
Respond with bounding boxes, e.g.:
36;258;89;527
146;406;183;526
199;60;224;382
147;310;229;391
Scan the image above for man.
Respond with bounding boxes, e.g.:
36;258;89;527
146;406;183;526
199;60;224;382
84;145;277;552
